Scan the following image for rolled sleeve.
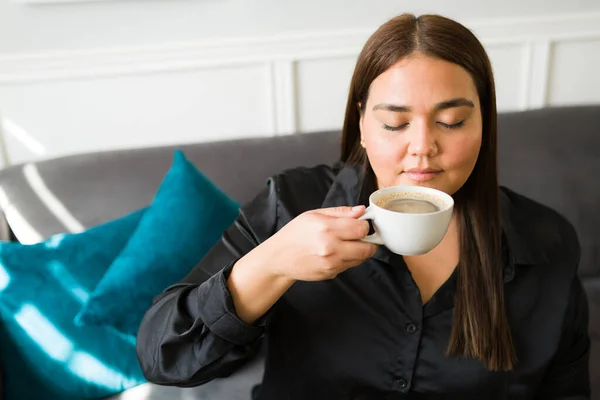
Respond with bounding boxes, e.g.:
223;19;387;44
195;262;266;346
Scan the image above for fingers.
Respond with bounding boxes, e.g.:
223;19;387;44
331;217;371;241
312;205;365;218
336;240;378;263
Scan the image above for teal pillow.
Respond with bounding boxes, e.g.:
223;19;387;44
0;209;147;400
75;150;240;336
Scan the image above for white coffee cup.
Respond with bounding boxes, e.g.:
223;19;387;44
359;185;454;256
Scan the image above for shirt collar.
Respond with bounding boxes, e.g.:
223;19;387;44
324;165;549;284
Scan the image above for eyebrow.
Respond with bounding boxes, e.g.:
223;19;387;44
372;98;475;112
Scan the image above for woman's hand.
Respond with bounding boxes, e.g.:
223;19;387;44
227;205;377;324
262;205;378;281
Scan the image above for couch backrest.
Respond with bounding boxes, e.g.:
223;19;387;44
497;106;599;279
0;130;341;240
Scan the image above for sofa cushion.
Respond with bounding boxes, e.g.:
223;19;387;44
75;150;240;336
0;209;147;400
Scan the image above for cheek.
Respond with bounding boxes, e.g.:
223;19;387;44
368;139;402;161
363;120;406;164
445;133;482;171
365;137;407;178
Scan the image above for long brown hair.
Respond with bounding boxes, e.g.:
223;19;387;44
341;14;516;371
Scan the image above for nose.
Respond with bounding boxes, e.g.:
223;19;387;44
407;121;438;157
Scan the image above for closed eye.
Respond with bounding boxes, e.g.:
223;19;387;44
383;123;409;132
438;120;465;129
383;120;465;131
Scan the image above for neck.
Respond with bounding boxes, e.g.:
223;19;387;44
403;213;460;303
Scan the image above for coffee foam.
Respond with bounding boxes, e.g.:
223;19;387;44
375;191;448;210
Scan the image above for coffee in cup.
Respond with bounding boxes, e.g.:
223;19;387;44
359;186;453;255
377;198;440;214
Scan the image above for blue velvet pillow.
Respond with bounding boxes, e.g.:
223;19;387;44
0;209;147;400
75;150;240;336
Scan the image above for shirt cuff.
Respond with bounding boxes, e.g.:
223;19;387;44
196;261;266;346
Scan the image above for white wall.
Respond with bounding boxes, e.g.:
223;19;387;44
2;0;600;53
1;0;600;166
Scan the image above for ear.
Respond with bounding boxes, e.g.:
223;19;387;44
358;107;364;136
357;101;366;146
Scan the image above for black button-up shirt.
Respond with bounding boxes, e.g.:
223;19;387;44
136;165;590;399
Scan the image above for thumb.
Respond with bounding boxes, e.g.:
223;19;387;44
313;205;365;218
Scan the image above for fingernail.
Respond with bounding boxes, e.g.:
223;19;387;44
352;206;364;211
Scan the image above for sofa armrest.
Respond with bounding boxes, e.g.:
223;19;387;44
0;210;14;242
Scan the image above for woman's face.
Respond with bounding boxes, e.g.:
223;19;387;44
359;53;483;195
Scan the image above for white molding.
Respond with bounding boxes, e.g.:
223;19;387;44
265;63;278;136
526;41;553;109
269;60;298;135
1;12;600;86
468;12;600;42
0;30;368;85
518;43;534;110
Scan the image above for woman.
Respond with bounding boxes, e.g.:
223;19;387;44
136;14;590;399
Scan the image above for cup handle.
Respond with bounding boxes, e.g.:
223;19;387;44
358;206;384;245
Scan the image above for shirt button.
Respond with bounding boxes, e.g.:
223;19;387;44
395;378;408;389
405;323;418;334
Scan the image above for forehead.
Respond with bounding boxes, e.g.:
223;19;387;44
368;54;479;106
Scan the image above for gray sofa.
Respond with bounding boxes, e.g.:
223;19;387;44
0;105;597;399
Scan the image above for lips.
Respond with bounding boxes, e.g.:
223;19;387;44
403;168;442;182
